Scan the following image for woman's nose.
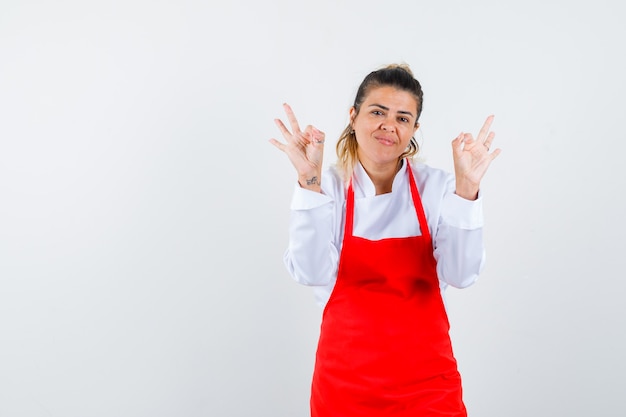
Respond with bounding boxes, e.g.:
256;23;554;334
381;119;395;132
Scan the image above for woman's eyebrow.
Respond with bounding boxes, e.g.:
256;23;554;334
368;103;414;118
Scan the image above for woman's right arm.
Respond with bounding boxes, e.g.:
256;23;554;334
270;103;340;286
283;186;340;286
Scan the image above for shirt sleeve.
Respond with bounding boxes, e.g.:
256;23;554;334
433;176;486;289
283;183;341;287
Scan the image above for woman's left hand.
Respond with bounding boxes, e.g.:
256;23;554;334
451;115;501;200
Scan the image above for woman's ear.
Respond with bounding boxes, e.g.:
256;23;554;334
413;122;420;134
349;107;356;127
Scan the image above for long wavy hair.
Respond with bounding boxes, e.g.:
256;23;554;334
335;63;424;179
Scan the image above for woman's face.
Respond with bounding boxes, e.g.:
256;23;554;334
350;86;419;170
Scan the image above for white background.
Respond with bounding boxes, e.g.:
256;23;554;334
1;1;624;416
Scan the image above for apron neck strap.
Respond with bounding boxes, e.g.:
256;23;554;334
345;159;431;240
406;163;431;241
345;177;356;237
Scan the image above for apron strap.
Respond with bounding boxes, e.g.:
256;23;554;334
406;162;432;242
345;160;431;241
344;177;355;238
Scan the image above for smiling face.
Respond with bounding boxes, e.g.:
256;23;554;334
350;86;420;172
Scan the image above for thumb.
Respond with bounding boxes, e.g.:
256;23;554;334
451;132;464;155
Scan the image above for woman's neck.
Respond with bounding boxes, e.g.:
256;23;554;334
360;159;403;195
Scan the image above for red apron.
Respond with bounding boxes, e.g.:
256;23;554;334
311;164;466;416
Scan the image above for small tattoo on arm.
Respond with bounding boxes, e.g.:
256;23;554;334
306;176;320;186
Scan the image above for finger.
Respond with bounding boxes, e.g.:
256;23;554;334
307;125;326;145
484;131;496;150
274;118;294;141
462;133;476;147
283;103;302;134
477;115;495;143
268;138;286;152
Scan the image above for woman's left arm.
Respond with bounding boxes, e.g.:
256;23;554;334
433;186;486;288
434;116;501;287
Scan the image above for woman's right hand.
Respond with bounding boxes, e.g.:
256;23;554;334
269;103;325;193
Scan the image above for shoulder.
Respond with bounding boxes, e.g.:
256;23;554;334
408;160;454;191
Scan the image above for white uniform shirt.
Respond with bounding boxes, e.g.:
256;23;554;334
284;159;486;308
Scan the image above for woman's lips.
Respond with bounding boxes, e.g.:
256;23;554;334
375;136;395;146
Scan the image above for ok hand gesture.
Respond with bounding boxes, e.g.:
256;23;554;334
269;103;325;192
452;115;501;200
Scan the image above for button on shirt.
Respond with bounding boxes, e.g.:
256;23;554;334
284;159;486;308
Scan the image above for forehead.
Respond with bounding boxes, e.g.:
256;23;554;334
362;86;419;113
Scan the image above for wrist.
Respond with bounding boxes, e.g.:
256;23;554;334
298;174;322;193
455;179;479;200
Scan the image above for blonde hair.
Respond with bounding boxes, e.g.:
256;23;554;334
335;64;424;179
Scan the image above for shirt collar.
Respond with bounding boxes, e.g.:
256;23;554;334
353;159;408;197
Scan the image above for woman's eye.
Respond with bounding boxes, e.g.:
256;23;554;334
372;110;383;116
399;117;409;123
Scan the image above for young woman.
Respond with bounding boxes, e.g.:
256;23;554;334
270;64;500;416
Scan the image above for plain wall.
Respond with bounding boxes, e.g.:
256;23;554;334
1;0;624;416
